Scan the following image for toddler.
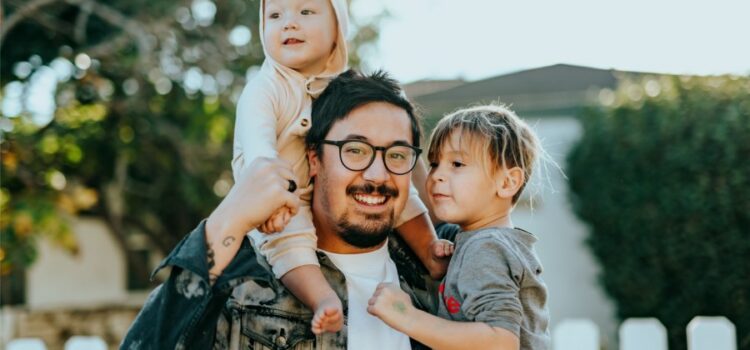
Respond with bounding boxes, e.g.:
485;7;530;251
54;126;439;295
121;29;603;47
368;105;551;349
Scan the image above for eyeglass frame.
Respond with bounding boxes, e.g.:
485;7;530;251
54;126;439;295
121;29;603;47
320;139;422;175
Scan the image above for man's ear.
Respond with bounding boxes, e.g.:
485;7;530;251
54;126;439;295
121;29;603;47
495;167;525;200
307;148;320;177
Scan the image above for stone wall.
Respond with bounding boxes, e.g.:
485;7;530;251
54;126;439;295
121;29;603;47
1;305;141;350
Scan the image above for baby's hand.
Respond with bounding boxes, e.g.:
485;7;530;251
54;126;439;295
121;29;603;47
432;239;454;259
367;283;415;332
258;207;292;234
427;239;454;279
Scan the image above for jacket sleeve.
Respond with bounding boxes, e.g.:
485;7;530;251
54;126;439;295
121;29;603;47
120;220;273;350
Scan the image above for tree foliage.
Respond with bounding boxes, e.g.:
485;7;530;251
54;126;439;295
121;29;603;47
0;0;383;281
567;75;750;349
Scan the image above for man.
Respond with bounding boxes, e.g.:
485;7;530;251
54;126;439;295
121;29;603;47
121;70;454;349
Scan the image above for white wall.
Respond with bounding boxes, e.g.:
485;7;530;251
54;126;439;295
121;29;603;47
26;218;127;309
513;116;618;346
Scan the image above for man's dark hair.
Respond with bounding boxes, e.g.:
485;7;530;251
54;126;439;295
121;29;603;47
306;69;421;152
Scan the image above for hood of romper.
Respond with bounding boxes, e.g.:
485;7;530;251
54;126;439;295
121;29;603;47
258;0;350;97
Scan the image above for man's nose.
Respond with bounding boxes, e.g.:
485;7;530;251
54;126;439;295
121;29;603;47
362;153;389;183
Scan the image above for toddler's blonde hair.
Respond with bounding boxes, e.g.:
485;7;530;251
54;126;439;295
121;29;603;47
427;104;541;204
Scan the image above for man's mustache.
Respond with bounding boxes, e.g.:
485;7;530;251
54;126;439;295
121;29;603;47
346;183;398;197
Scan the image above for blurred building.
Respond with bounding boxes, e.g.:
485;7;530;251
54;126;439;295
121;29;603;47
1;218;153;349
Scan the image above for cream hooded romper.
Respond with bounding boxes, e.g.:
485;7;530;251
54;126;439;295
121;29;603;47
232;0;427;278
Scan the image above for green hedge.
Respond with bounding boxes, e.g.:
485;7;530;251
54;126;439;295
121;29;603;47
567;75;750;349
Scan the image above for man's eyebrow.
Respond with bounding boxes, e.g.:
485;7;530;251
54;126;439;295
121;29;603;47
390;140;413;147
342;135;413;147
343;134;368;141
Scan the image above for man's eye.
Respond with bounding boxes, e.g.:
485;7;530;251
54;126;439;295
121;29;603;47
345;148;364;154
388;152;407;160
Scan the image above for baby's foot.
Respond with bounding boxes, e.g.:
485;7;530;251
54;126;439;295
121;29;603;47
311;296;344;334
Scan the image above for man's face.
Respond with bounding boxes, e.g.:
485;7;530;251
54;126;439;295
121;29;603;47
309;102;413;251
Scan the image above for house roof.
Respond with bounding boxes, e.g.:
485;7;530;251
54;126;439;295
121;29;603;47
412;64;648;121
402;79;466;98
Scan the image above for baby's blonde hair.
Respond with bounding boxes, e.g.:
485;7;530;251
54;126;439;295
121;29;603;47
427;104;541;204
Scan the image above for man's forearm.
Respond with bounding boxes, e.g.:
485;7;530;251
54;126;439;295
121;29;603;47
404;309;520;350
205;209;251;285
121;221;237;349
396;213;441;276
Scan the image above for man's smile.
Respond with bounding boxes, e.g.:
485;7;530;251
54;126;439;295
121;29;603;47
346;182;398;211
353;193;387;205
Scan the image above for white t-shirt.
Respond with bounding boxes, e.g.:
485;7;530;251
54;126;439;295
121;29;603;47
321;241;411;350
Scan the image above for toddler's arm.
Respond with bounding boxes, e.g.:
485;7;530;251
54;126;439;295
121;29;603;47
367;283;519;350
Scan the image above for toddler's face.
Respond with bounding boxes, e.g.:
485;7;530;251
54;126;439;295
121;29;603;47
263;0;337;77
426;131;506;231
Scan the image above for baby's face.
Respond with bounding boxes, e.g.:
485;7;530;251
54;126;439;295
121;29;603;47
263;0;337;77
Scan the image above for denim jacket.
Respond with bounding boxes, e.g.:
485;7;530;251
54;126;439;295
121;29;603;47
120;220;457;350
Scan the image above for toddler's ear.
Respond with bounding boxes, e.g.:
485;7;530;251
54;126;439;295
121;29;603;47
495;167;524;200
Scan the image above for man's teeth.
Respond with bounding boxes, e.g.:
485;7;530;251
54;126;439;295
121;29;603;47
354;194;386;205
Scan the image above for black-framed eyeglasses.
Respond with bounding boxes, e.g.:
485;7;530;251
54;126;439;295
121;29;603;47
321;140;422;175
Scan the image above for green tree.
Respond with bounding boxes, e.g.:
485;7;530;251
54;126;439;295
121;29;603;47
567;75;750;349
0;0;384;291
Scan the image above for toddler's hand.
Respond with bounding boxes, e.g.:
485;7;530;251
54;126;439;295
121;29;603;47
367;283;415;332
258;207;292;234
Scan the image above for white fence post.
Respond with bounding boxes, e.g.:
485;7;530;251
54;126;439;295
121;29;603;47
64;336;107;350
687;316;736;350
6;338;47;350
0;307;15;346
553;318;599;350
620;318;668;350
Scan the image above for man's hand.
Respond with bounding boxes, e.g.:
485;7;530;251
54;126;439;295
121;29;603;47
207;158;299;239
367;283;416;333
205;158;300;284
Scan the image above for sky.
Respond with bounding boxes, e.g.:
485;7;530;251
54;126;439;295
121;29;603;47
351;0;750;83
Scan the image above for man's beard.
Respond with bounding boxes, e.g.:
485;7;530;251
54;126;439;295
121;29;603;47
336;182;398;248
336;212;394;248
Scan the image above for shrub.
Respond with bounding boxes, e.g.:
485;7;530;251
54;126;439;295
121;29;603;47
567;75;750;349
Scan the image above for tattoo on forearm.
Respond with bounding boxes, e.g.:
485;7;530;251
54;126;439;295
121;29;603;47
207;241;218;285
393;301;407;314
222;236;236;247
207;241;216;270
